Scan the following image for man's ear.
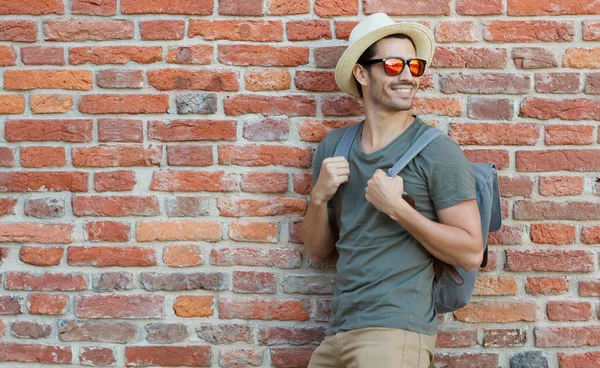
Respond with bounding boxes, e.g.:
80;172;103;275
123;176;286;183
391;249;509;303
352;64;368;89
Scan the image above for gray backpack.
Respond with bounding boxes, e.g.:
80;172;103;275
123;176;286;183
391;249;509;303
333;122;502;313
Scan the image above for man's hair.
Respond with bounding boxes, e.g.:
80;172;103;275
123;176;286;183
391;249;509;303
354;34;417;98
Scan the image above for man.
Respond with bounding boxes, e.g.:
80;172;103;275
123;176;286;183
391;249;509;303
300;13;483;368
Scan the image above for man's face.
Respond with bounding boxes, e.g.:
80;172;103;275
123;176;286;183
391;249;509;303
361;37;421;112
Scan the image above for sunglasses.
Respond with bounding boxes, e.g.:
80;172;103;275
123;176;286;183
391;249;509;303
360;57;427;77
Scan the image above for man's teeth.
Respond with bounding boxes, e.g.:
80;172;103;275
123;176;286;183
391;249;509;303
392;88;411;92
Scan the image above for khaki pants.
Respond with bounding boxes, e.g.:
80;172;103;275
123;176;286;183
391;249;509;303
308;327;436;368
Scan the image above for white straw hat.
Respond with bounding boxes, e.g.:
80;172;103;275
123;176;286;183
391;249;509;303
335;13;435;97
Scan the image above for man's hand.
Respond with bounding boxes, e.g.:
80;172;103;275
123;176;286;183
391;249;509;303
311;157;350;205
365;169;405;215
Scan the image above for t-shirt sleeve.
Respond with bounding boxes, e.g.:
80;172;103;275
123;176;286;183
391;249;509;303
419;134;476;211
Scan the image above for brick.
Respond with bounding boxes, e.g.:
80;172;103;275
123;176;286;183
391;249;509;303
283;274;336;294
148;69;238;91
535;73;581;93
321;96;363;116
72;0;116;15
164;245;203;267
413;97;463;117
121;0;213;14
0;148;14;167
565;49;600;70
79;94;169;114
295;70;338;92
19;246;63;266
505;249;594;272
0;198;17;216
545;125;594;145
432;47;507;68
219;298;309;321
190;20;282;41
173;296;214;317
0;223;73;243
21;46;64;65
150;171;237;192
79;347;116;367
508;0;600;15
0;45;16;65
559;352;600;368
136;220;222;242
211;247;302;268
334;21;357;40
96;69;143;89
483;21;574;43
196;324;252;345
474;276;518;296
435;21;478;43
536;327;600;347
516;149;600;172
220;349;263;368
269;0;309;14
146;323;188;343
260;326;325;346
0;296;22;314
233;271;277;293
69;46;162;65
44;19;133;41
450;123;537;145
167;146;214;167
241;172;289;193
245;68;291;91
219;45;309;67
436;330;477;348
149;120;236;141
176;93;217;114
583;226;600;244
30;94;73;114
72;196;159;217
73;145;161;168
466;98;513;120
540;176;584;196
0;172;88;193
28;294;68;315
229;221;278;243
167;44;213;65
126;346;211;367
531;224;575;244
92;272;134;292
456;0;502;15
440;73;530;94
76;295;163;318
165;197;210;217
287;20;331;41
488;224;523;245
315;299;331;322
314;46;346;68
68;246;156;267
6;272;87;291
94;170;136;192
243;116;289;141
498;177;534;197
513;47;558;69
20;147;66;168
140;272;227;291
219;145;311;168
547;301;591;321
218;197;306;218
5;70;91;90
140;20;185;40
5;119;92;142
584;21;600;41
454;302;536;323
219;0;262;15
0;0;64;14
0;95;24;114
85;221;130;242
11;321;52;339
271;348;314;367
465;150;509;170
0;343;71;364
483;329;526;348
364;0;446;14
293;173;312;194
0;20;37;42
226;95;315;117
585;73;600;94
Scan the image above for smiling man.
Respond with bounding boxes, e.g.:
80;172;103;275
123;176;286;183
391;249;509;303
300;13;483;368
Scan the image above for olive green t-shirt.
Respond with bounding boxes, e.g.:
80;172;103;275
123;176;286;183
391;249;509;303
312;117;476;335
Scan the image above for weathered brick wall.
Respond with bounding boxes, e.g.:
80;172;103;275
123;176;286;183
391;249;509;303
0;0;599;366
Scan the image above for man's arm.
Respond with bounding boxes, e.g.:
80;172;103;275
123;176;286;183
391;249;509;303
365;169;483;272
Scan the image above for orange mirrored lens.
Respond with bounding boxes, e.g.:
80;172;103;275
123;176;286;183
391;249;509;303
408;60;425;76
383;59;405;75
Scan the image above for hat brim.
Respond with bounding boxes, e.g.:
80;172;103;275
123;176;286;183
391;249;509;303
335;22;435;97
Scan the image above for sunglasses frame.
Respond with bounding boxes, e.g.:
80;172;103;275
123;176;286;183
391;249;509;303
360;57;427;77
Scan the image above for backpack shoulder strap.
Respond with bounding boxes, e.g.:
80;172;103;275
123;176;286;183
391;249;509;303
387;128;444;177
333;121;362;159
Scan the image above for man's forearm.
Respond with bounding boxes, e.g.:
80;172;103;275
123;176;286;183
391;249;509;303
299;197;336;262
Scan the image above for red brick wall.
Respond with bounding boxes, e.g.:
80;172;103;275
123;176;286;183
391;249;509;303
0;0;599;366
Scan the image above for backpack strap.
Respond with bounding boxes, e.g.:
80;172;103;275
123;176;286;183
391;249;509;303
387;128;444;178
333;121;362;159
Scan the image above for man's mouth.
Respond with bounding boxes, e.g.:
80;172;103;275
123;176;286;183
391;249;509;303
390;85;414;95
